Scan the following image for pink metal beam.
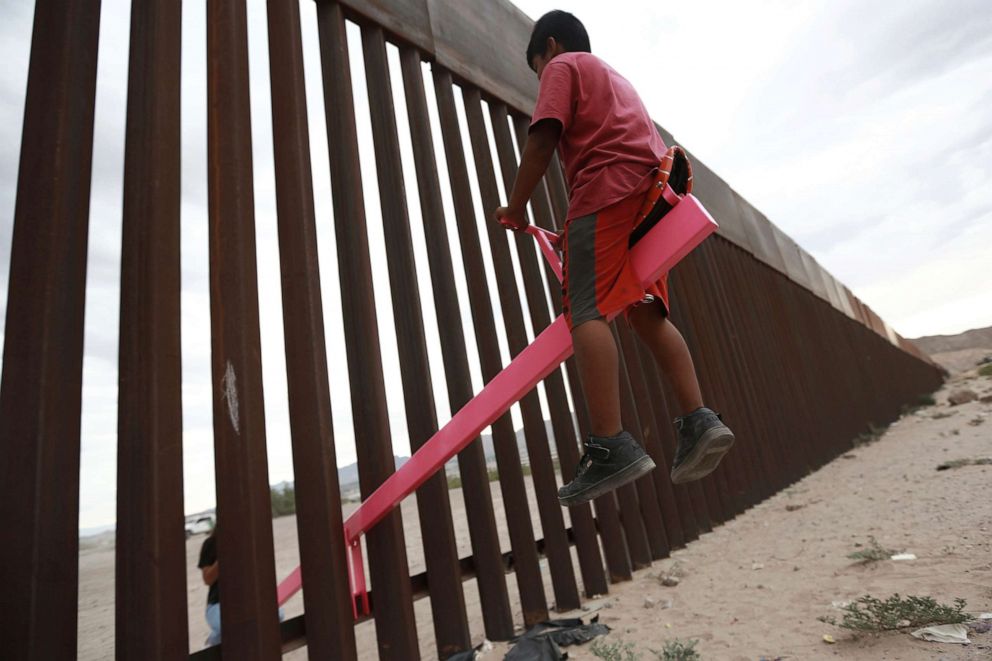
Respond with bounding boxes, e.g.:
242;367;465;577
276;193;717;611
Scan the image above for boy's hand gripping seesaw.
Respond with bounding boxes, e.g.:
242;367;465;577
276;148;714;618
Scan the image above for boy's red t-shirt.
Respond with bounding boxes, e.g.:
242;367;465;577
530;52;666;221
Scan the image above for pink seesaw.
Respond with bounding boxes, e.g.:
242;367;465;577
277;159;716;618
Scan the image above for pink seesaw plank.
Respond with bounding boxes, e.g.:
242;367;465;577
276;194;717;608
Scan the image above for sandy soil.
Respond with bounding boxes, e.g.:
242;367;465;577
78;371;992;660
930;349;991;375
484;370;992;660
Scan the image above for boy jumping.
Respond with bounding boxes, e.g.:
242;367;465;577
494;10;735;506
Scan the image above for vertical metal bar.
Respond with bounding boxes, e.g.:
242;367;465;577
205;0;281;656
531;128;635;583
265;0;358;657
115;0;187;657
613;336;670;561
661;274;720;531
662;264;736;524
432;68;549;627
0;0;100;656
360;26;471;658
507;114;609;598
635;347;705;542
677;247;763;514
400;47;515;640
613;321;686;550
466;94;580;611
313;3;419;657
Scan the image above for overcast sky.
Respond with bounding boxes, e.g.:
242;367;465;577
1;0;990;530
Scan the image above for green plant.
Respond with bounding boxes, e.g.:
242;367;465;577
270;484;296;517
853;423;887;447
653;638;701;660
818;594;968;632
847;536;898;564
978;364;992;377
591;638;641;661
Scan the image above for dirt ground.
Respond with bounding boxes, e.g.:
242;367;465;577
489;368;991;661
77;369;992;660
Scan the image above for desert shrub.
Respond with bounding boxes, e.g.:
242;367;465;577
653;639;700;661
591;638;641;661
818;594;968;632
847;536;898;564
853;423;887;447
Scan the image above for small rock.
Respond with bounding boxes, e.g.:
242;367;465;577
752;562;764;570
643;597;656;608
949;389;978;405
661;576;680;587
980;395;992;404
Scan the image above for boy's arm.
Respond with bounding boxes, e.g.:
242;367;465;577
493;119;562;231
201;561;219;586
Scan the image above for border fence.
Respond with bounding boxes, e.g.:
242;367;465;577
0;0;943;659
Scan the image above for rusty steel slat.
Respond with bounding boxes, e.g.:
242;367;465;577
661;273;726;527
0;0;100;656
752;262;820;479
265;0;358;657
508;114;610;597
613;321;687;550
629;338;702;544
531;131;637;583
775;272;835;471
612;331;670;561
725;245;815;487
545;154;570;224
205;0;281;657
431;67;549;627
722;249;800;489
314;3;419;657
464;92;580;612
671;251;752;519
641;351;711;538
679;244;770;510
399;46;515;642
725;245;805;495
360;26;471;657
658;268;730;523
484;99;599;611
115;0;187;657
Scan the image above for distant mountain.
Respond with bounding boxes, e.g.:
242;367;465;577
479;419;562;464
912;325;992;355
334;455;409;493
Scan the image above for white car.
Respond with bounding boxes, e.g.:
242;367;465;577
184;513;216;538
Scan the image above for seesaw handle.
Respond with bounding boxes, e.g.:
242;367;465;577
524;225;563;283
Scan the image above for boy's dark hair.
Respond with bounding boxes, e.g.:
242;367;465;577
526;10;590;68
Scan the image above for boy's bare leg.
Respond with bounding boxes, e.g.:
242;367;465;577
559;316;656;506
628;299;734;483
571;318;622;437
627;301;703;415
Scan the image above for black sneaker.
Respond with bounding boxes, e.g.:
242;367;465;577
670;407;735;484
558;431;656;506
